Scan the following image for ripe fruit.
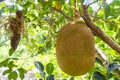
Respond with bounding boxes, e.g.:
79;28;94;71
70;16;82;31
56;21;96;76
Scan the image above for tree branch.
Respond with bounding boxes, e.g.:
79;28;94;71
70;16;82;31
52;6;120;54
51;7;73;21
87;0;99;6
82;5;120;54
93;0;105;21
91;15;118;25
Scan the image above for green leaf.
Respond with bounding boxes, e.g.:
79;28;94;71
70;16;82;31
107;62;120;72
38;0;52;10
95;57;104;66
12;58;19;60
70;76;74;80
0;58;10;67
0;2;5;7
23;1;32;9
46;63;54;75
8;61;17;68
9;48;14;56
8;71;18;80
34;61;45;77
18;68;27;79
38;0;42;3
107;73;113;79
34;61;44;72
93;71;106;80
81;0;85;4
22;1;32;13
46;74;54;80
103;2;110;18
37;45;45;54
45;41;52;49
0;0;4;2
8;5;16;13
0;7;4;15
3;69;12;75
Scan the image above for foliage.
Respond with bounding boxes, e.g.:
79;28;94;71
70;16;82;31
0;0;120;80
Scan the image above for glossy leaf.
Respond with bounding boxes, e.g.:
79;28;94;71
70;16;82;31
107;73;113;79
34;61;45;77
34;61;44;72
46;63;54;75
93;71;106;80
0;0;4;2
107;63;120;72
46;74;54;80
95;57;104;66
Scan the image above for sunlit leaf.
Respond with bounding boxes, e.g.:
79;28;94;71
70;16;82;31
18;68;27;79
9;48;14;56
8;61;17;68
103;2;110;18
3;69;12;75
0;1;5;7
38;0;52;10
0;58;10;67
55;1;61;10
8;71;18;80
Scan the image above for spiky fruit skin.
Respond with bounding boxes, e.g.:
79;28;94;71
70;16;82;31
56;21;96;76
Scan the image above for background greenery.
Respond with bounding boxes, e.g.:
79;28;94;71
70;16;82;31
0;0;120;80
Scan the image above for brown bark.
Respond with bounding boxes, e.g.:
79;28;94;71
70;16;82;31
81;5;120;54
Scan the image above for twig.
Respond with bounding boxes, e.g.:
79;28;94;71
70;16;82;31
51;7;73;21
91;15;119;25
93;0;106;21
88;0;99;6
95;47;108;64
82;5;120;54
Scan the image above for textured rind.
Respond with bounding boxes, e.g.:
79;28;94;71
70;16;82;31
56;21;96;76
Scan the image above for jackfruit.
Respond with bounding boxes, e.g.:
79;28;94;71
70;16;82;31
56;21;96;76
